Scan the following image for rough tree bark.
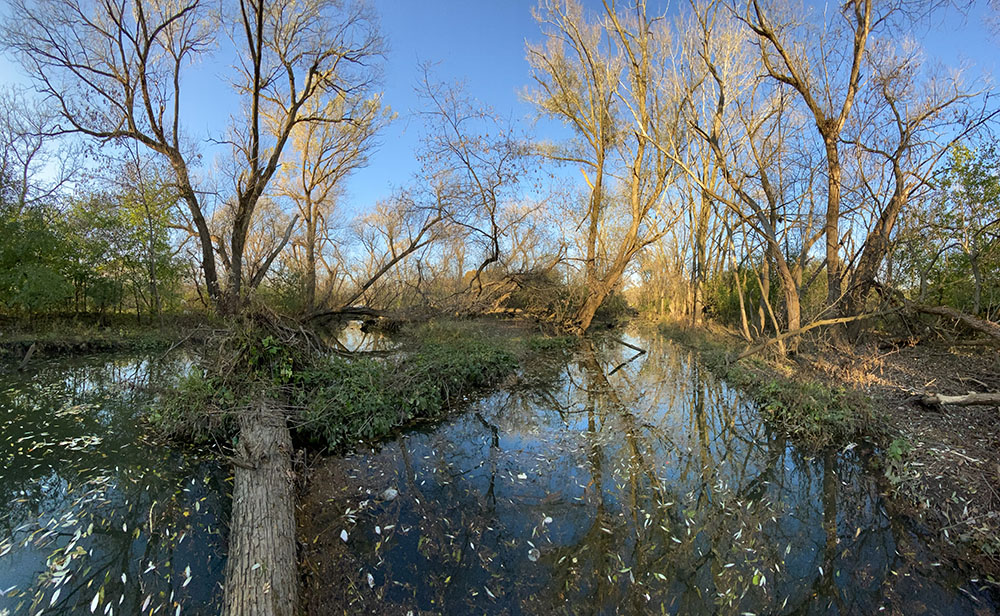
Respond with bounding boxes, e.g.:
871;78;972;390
223;402;298;616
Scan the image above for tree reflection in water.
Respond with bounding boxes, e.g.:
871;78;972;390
302;329;996;615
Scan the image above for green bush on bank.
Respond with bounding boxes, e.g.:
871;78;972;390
296;329;518;449
151;319;575;452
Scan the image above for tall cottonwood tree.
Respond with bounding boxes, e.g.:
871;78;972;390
741;0;873;315
841;42;993;326
3;0;382;314
279;94;390;310
528;0;679;334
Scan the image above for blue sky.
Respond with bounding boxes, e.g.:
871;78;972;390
1;0;997;215
347;0;1000;214
342;0;549;211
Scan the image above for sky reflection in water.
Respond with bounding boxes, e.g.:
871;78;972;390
307;330;996;615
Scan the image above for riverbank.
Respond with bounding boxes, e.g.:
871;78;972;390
0;313;211;361
655;317;1000;585
296;322;997;615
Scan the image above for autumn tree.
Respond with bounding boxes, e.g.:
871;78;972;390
740;0;874;318
278;91;390;311
840;41;993;327
3;0;382;314
528;0;679;334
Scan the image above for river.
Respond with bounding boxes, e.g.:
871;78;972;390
1;328;996;615
299;329;998;615
0;353;226;615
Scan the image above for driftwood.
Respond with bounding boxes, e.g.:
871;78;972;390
307;305;388;322
910;392;1000;410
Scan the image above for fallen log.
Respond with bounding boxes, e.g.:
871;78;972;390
307;305;387;322
736;310;893;360
907;302;1000;343
223;401;297;616
872;282;1000;344
912;392;1000;409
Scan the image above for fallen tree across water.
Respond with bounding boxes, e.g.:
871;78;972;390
223;401;298;616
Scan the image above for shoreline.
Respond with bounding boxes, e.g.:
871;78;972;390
654;317;1000;585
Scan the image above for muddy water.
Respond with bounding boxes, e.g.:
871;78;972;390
0;354;227;616
302;331;998;615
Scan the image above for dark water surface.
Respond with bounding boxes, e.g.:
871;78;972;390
307;330;998;615
2;330;997;615
0;353;226;615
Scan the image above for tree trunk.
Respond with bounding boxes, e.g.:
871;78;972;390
823;138;843;310
169;155;222;306
223;402;298;616
969;248;983;315
305;212;317;311
844;168;907;338
757;257;770;335
914;391;1000;408
733;267;753;342
574;284;610;335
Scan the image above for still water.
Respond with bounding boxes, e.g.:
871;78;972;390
0;354;226;615
1;329;996;615
302;330;999;615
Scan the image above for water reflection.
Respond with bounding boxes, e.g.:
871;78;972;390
303;330;996;615
0;355;226;616
328;320;394;354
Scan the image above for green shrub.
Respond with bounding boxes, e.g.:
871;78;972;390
296;330;517;449
150;368;237;444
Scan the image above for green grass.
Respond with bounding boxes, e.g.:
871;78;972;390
153;318;575;452
295;324;519;449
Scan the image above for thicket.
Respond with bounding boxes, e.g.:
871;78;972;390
0;185;183;319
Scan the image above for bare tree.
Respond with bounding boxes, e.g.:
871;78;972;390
417;69;529;297
0;86;79;212
841;41;995;326
3;0;382;314
528;0;679;334
278;93;390;310
740;0;874;315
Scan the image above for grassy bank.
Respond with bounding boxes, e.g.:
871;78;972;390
0;313;210;360
153;318;576;452
656;320;878;450
657;318;1000;580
